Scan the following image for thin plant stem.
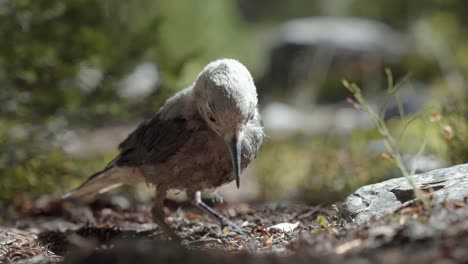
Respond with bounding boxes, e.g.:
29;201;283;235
343;78;432;213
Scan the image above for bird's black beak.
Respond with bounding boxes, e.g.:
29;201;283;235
226;130;243;189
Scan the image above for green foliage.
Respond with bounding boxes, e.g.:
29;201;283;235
343;70;433;212
0;0;258;202
442;93;468;165
0;118;110;205
153;0;259;82
255;69;464;204
0;0;258;124
0;0;465;204
0;0;151;122
255;135;393;203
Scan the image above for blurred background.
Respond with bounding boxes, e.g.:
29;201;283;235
0;0;466;209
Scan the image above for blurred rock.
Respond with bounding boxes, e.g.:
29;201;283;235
342;163;468;224
260;84;436;137
76;66;103;92
379;82;437;121
258;17;410;105
367;137;447;175
261;102;372;137
278;17;406;54
400;154;447;174
118;62;160;99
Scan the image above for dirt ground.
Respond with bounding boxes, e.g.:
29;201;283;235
1;194;467;264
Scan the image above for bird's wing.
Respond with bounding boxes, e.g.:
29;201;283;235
114;113;195;166
63;113;195;200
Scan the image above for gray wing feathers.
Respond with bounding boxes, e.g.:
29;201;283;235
116;113;194;166
62;167;144;199
63;111;194;200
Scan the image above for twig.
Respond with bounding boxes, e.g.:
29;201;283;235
343;73;432;213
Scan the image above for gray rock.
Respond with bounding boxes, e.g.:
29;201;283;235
261;102;373;138
342;163;468;224
257;17;411;105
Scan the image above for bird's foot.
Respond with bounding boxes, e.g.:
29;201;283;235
194;191;247;235
211;193;224;204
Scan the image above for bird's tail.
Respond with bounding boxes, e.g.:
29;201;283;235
62;166;144;200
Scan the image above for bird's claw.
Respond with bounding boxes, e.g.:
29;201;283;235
211;193;224;204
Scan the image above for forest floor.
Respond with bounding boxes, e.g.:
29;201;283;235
1;195;467;264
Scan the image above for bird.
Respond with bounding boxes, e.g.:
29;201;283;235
63;58;264;240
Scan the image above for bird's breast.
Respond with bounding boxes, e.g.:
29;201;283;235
143;129;231;189
143;124;261;192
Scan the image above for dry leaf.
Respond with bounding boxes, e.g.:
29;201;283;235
418;189;433;200
346;97;360;109
267;222;300;232
223;226;231;235
263;236;273;246
331;204;339;212
379;152;392;161
400;204;423;215
429;113;442;123
335;239;362;254
442;125;454;140
187;212;200;220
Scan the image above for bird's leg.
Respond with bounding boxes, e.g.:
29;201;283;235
192;190;246;234
151;188;181;242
